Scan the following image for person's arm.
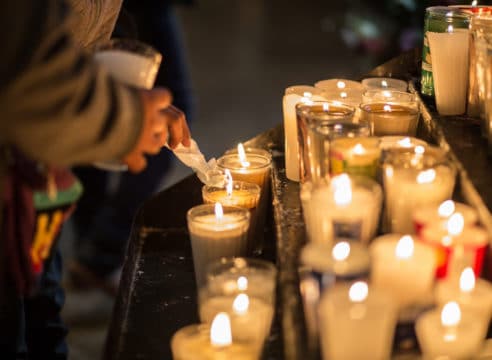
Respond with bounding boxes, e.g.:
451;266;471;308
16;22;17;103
0;0;146;167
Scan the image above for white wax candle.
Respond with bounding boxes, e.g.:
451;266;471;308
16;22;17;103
416;302;486;360
95;50;159;89
428;28;470;115
314;79;365;92
187;205;250;287
370;234;436;310
199;294;274;352
361;77;408;91
282;86;325;181
435;267;492;336
319;281;397;360
383;157;456;234
171;313;257;360
320;89;364;108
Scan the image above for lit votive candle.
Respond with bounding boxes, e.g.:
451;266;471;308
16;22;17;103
361;77;408;91
319;281;397;360
416;302;485;360
187;203;250;287
360;97;420;136
420;213;489;279
283;86;325;181
202;172;260;255
171;312;257;360
413;199;478;236
299;241;370;349
218;144;272;254
306;174;382;244
320;88;364;108
435;267;492;336
330;137;381;179
314;78;365;92
370;234;436;311
382;146;456;234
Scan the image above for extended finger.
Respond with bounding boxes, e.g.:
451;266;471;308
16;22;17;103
151;87;173;109
167;112;186;149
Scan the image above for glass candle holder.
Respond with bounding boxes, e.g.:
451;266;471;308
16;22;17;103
320;89;364;108
302;174;382;245
295;101;358;183
382;146;457;234
360;90;420;136
314;78;365;92
187;204;250;288
202;181;260;255
330;137;381;180
198;258;277;353
217;148;272;255
361;77;408;91
283;86;325;181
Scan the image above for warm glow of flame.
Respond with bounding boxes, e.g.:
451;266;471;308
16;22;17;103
332;174;352;206
337;81;346;89
414;145;425;155
417;169;436;184
441;302;461;327
352;143;365;155
441;235;453;246
232;294;249;315
397;137;412;147
340;91;348;99
332;241;351;261
382;80;389;88
382;90;392;98
395;235;414;259
447;24;454;33
323;103;330;111
214;202;224;220
460;267;476;293
237;276;248;291
225;169;233;196
383;104;392;112
301;97;313;105
237;143;250;167
303;91;312;98
210;313;232;347
447;213;465;236
349;281;369;302
472;0;478;6
439;200;456;218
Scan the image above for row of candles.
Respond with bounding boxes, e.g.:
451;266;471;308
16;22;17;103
172;145;276;359
283;77;492;359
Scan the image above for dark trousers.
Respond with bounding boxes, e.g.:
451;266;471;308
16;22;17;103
0;248;67;359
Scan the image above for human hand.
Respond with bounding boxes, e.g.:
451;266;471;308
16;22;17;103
123;87;191;173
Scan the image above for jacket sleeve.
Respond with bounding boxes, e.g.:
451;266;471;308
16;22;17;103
0;0;143;166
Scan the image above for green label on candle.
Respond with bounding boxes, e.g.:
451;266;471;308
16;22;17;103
330;157;378;179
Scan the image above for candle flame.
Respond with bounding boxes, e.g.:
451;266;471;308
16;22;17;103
332;174;352;206
210;312;232;347
323;103;330;111
447;24;454;33
459;267;476;293
414;145;425;155
472;0;478;6
303;91;312;98
349;281;369;302
442;235;453;246
383;104;392;112
237;276;248;291
352;143;365;155
441;301;461;327
214;202;224;220
395;235;414;259
337;81;346;89
438;200;456;218
232;293;249;315
397;137;412;147
340;91;348;99
417;169;436;184
381;80;388;88
332;241;351;261
447;213;464;236
301;97;313;105
382;90;392;98
237;143;250;167
225;169;233;196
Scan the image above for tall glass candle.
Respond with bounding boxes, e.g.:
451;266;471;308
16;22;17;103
187;204;250;287
382;146;456;234
318;281;397;360
282;86;325;181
